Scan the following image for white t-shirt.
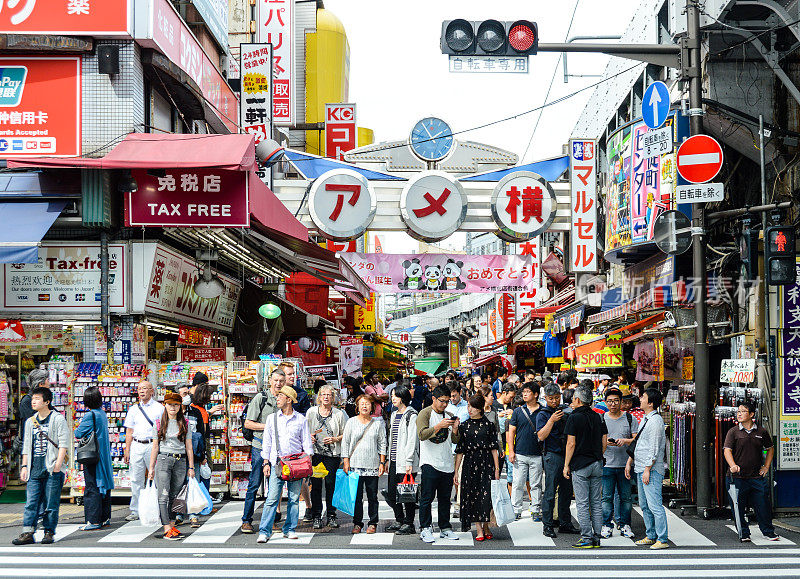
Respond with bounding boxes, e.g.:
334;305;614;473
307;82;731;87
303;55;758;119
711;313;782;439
420;410;455;473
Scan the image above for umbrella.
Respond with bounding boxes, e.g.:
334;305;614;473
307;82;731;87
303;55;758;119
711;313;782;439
728;481;744;539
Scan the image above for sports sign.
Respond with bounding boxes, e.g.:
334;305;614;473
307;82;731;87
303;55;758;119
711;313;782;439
676;135;723;184
0;57;80;157
325;103;356;161
491;171;558;241
399;172;467;242
307;169;376;241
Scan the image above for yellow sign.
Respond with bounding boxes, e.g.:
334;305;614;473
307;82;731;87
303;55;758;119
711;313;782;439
576;334;623;369
449;340;460;369
355;294;376;333
242;72;269;94
682;356;694;380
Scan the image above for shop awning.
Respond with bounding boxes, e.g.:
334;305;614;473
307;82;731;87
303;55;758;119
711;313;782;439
283;150;405;181
413;358;445;375
609;312;667;336
0;202;66;263
471;353;502;367
7;133;258;172
248;172;308;241
461;155;569;182
586;282;693;325
479;337;509;352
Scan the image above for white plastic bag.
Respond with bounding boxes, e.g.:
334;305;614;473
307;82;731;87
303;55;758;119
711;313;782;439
199;462;212;480
187;477;207;514
139;480;161;527
490;479;515;527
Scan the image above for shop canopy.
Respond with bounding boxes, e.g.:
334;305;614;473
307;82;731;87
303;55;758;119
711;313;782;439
413;357;446;376
282;150;404;181
7;133;258;172
0;201;66;263
460;155;569;182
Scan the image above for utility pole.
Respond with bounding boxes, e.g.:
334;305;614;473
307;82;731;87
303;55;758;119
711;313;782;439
685;0;712;516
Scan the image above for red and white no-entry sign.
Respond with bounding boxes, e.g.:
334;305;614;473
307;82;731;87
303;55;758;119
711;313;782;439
676;135;724;184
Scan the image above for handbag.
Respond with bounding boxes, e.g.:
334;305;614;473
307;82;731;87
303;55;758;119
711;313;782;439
396;473;419;504
274;411;313;481
626;416;649;460
76;411;100;465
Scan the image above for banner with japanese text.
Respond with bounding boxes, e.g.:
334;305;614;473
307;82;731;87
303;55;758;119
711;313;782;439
257;0;293;125
569;138;597;272
340;253;540;294
781;257;800;417
240;44;272;144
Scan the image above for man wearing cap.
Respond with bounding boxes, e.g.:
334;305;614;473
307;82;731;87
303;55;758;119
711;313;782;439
257;384;312;543
123;381;164;521
600;387;637;538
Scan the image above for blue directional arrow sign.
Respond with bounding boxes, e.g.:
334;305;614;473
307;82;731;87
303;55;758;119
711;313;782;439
642;81;670;130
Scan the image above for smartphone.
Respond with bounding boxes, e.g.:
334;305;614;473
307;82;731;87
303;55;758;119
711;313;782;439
607;438;617;444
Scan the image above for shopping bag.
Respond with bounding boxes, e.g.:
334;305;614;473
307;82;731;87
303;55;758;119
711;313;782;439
490;479;515;527
197;479;214;516
139;480;161;527
187;477;208;514
331;469;359;517
312;462;329;479
171;482;189;515
397;473;419;504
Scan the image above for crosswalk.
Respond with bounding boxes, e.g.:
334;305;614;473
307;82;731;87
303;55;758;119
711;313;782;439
25;500;796;548
1;546;799;577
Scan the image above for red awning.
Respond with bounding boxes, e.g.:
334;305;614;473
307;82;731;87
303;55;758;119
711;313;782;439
248;172;308;241
608;312;666;336
7;133;257;172
479;337;509;352
471;353;502;367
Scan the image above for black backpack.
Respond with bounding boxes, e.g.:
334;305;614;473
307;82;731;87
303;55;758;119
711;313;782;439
241;394;267;442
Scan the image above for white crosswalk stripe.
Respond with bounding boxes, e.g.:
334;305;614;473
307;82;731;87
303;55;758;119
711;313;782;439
507;519;556;546
97;521;161;543
33;524;81;543
726;525;796;546
184;501;263;544
351;532;395;545
646;506;716;546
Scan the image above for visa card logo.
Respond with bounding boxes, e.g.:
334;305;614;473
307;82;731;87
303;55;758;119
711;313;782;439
0;67;27;107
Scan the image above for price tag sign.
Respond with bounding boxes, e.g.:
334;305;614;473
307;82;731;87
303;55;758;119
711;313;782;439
720;358;756;383
642;126;673;159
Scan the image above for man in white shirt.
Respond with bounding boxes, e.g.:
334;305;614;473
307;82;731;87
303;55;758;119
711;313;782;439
257;386;313;543
123;381;164;521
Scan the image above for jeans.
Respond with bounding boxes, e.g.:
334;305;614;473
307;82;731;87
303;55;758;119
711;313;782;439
572;460;604;540
727;476;774;537
386;461;416;525
542;452;573;530
602;467;632;526
511;454;543;514
505;456;514;484
637;470;668;542
310;454;340;518
83;462;112;525
155;454;187;525
22;470;65;533
353;475;379;527
242;445;265;524
258;466;301;536
128;440;150;515
419;464;453;530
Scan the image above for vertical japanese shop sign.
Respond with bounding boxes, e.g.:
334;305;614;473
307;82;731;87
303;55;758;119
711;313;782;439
354;294;376;333
0;57;80;157
449;340;460;369
569;138;597;272
325;103;356;160
239;43;272;145
781;258;800;416
257;0;293;125
515;238;541;319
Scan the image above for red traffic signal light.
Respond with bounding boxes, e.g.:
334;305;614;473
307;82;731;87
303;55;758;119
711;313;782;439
441;20;538;56
509;20;537;53
765;225;796;285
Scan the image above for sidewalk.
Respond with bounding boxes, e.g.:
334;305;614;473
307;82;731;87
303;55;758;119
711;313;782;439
0;500;130;528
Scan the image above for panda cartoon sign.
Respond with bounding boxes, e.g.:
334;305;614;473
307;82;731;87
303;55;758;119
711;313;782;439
341;253;540;294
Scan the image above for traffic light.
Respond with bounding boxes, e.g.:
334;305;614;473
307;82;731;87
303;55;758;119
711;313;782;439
738;229;758;281
765;225;797;285
441;19;538;56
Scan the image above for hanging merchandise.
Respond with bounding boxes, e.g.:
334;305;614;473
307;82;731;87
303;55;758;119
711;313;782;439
71;363;146;495
0;369;10;493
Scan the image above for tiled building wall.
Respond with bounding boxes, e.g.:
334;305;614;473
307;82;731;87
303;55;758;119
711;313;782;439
82;41;146;157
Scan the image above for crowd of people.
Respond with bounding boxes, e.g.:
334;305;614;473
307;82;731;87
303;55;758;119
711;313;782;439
10;365;781;547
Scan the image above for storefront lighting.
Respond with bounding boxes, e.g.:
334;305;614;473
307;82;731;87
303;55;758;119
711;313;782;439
258;303;281;319
117;170;138;193
194;266;225;299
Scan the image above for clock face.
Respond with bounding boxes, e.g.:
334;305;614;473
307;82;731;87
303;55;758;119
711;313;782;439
409;117;454;162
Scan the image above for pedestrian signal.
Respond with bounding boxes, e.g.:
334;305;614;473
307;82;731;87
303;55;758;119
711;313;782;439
765;226;796;285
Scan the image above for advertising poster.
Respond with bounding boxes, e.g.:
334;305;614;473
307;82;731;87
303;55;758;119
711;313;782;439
778;420;800;470
339;336;363;377
781;258;800;416
305;364;341;389
240;43;272;144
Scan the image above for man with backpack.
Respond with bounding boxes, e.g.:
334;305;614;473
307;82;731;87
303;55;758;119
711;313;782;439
240;368;282;534
600;387;637;538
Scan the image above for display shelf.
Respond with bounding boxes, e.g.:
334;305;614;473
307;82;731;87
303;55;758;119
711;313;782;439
226;361;261;498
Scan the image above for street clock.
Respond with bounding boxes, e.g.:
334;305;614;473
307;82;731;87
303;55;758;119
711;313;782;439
409;117;454;162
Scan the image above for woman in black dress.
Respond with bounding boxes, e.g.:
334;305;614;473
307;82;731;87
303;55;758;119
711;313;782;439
454;392;500;540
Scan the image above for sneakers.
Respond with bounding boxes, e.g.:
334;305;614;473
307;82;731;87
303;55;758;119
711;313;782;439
531;512;542;522
302;510;314;523
635;537;656;546
763;533;780;541
396;523;416;535
80;523;102;531
650;540;670;550
420;527;436;543
11;532;34;546
440;529;459;540
573;537;596;549
514;512;522;521
385;522;402;532
125;513;139;522
620;524;635;538
240;522;255;534
327;514;339;529
542;527;557;538
40;531;55;545
163;527;183;541
740;536;752;543
174;515;185;526
256;533;269;543
601;526;613;538
283;531;299;540
189;516;201;528
312;517;323;530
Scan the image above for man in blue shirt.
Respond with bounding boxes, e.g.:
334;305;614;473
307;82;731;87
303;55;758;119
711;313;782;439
492;368;508;398
507;382;543;520
536;383;577;538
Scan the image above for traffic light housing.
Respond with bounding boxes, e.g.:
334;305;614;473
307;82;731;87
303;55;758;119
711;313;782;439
765;225;797;285
441;19;538;56
738;229;758;281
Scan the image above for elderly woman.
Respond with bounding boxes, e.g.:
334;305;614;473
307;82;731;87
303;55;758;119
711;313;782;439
454;392;500;540
306;385;347;529
341;395;387;534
